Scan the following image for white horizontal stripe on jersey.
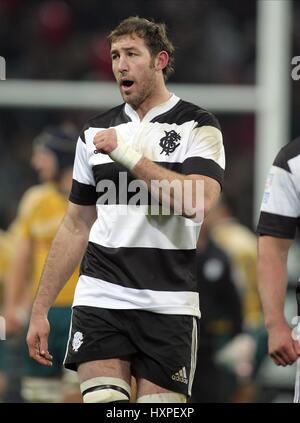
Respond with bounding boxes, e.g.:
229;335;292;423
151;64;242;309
89;204;200;250
72;274;200;318
260;165;300;218
73;137;96;186
85;122;223;168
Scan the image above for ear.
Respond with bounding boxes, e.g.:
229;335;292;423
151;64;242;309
155;51;169;72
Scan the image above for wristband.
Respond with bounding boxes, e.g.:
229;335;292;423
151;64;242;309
109;132;142;170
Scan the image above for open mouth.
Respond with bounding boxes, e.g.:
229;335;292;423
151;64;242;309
121;80;134;88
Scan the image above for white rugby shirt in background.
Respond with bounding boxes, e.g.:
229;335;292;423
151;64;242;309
258;137;300;239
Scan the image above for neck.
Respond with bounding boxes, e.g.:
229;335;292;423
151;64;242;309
135;80;171;120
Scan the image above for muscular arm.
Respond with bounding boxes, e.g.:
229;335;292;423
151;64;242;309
27;202;96;366
32;202;96;315
257;235;300;365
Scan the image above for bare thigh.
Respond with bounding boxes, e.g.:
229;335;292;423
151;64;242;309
77;357;131;386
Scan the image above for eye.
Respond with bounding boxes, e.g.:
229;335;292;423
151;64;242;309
111;54;119;61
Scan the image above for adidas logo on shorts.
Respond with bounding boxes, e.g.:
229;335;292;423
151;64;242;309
171;366;188;384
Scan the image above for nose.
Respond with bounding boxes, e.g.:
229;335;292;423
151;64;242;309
118;54;128;74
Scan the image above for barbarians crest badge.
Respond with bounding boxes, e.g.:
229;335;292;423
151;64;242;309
159;130;181;156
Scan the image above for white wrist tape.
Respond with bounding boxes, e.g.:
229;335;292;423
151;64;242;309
109;132;142;170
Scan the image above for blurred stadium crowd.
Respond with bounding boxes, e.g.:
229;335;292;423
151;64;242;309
0;0;300;403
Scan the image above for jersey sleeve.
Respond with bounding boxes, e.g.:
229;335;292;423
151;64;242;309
69;134;98;205
182;111;225;188
257;148;300;239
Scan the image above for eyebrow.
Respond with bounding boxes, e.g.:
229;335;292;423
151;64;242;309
111;46;139;55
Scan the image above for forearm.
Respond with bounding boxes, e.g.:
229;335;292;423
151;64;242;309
257;236;291;330
133;157;192;214
93;129;220;219
32;212;90;315
132;157;219;219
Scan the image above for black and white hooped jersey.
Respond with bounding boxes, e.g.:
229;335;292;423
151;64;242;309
69;94;225;317
257;137;300;239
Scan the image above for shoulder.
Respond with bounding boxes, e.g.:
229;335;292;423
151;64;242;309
18;184;54;215
179;100;221;129
273;136;300;172
152;99;221;130
79;104;131;143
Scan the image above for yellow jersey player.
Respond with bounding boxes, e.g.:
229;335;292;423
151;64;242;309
0;226;16;399
5;126;81;402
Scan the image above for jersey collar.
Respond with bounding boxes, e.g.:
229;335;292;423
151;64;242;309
124;94;180;123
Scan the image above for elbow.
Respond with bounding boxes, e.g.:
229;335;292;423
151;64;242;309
182;197;216;222
181;197;205;224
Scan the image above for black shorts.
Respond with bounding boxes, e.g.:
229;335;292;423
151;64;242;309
64;306;198;396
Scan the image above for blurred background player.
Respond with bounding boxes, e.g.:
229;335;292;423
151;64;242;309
0;226;17;400
0;216;28;402
257;137;300;402
190;222;244;403
203;193;266;401
205;194;262;330
3;125;82;402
